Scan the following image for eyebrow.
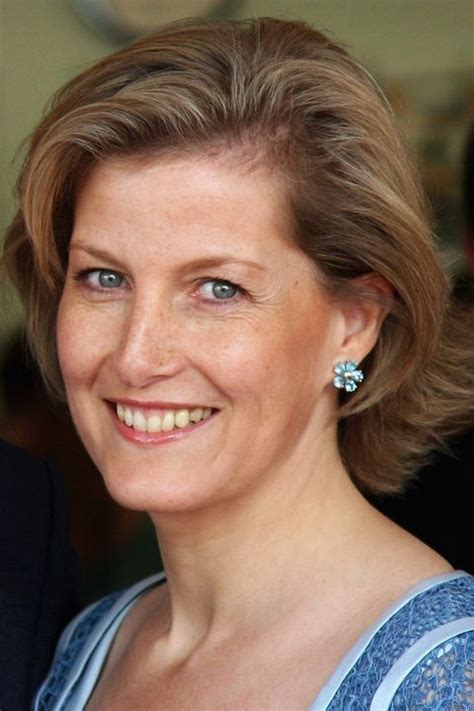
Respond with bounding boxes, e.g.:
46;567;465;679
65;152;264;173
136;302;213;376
69;243;127;272
178;256;267;274
69;242;267;274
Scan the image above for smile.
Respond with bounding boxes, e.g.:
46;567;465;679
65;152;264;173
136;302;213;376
115;403;213;433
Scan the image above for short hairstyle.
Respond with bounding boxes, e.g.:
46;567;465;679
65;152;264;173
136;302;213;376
3;17;473;493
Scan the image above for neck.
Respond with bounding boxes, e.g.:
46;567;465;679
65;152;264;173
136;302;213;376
149;446;374;647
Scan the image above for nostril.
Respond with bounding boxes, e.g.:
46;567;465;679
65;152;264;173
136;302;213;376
113;352;188;389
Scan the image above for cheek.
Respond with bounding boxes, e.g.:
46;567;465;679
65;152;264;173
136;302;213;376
56;295;103;387
199;305;335;405
56;298;78;384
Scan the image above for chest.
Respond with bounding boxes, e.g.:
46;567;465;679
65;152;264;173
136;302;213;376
87;632;347;710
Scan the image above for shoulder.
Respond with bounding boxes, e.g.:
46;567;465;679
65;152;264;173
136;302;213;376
33;590;124;709
381;573;474;709
324;573;474;710
381;624;474;710
34;574;165;710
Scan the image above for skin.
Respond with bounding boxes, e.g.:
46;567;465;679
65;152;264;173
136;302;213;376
58;154;370;516
57;155;450;709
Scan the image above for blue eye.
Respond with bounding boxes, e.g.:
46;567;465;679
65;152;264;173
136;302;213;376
199;280;239;300
82;269;124;289
97;270;123;288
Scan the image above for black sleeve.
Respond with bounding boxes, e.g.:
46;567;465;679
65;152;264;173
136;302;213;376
0;441;80;710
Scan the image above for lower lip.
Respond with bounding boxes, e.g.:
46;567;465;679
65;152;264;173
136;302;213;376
110;405;216;445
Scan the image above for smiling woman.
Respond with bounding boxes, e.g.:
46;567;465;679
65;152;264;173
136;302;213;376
2;16;474;711
57;155;348;514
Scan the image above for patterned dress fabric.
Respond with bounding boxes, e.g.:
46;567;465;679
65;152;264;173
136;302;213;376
35;572;474;710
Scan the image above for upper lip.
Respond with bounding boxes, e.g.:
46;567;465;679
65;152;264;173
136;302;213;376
107;398;215;410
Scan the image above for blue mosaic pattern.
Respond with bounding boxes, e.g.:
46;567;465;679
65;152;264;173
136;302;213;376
390;631;474;710
327;576;474;709
35;590;122;709
35;576;474;709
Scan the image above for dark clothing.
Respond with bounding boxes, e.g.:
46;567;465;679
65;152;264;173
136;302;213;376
0;440;79;710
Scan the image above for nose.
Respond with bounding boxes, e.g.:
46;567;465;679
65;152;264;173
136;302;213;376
112;297;188;389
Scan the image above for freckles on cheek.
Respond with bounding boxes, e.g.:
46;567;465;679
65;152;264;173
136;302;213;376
57;328;89;384
57;305;98;384
198;329;268;396
215;330;293;394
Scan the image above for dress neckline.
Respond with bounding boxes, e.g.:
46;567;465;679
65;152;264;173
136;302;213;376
308;569;468;709
50;569;469;710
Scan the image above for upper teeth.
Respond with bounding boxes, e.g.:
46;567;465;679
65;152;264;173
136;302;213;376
116;404;212;433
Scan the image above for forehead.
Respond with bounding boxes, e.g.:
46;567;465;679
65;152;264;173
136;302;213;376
72;153;304;266
75;151;283;212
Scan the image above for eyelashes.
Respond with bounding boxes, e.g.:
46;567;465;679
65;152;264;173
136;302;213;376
196;279;244;302
73;268;126;290
72;269;247;305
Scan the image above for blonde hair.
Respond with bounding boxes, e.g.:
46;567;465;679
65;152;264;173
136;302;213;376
3;17;473;493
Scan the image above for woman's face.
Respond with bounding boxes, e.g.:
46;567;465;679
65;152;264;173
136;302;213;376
57;155;351;513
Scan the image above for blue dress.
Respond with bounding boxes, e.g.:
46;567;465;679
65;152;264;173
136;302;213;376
34;571;474;710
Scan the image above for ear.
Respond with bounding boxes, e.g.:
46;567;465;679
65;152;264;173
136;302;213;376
337;274;393;364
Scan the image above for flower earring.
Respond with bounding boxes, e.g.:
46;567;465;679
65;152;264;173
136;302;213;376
333;360;364;393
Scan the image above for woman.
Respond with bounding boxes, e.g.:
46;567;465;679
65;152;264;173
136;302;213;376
3;17;474;710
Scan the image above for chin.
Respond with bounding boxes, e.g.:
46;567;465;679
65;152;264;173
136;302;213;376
99;464;224;515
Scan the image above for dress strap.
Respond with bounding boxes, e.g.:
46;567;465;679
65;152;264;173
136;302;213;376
34;571;166;710
308;571;470;710
370;616;474;710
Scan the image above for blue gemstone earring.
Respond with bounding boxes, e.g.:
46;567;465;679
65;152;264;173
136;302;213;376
333;360;364;393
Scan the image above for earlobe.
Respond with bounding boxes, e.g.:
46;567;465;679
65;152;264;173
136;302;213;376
333;360;364;393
